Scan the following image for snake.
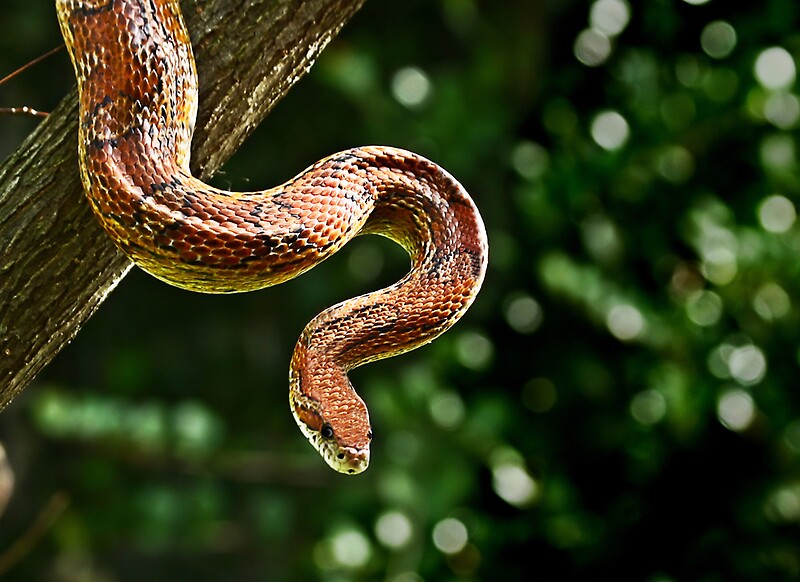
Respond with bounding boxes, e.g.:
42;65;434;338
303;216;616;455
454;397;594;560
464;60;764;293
55;0;488;474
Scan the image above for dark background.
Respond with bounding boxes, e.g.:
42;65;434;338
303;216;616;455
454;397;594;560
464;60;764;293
2;0;800;580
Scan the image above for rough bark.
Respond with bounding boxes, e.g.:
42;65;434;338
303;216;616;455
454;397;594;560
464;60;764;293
0;0;366;409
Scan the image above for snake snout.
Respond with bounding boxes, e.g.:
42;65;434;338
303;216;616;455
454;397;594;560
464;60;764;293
340;446;369;475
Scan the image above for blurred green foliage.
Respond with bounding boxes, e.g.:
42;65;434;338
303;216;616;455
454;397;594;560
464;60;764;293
2;0;800;580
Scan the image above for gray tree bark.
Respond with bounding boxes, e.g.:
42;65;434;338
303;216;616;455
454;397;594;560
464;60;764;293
0;0;366;409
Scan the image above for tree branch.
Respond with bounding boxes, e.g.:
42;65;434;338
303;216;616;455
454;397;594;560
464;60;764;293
0;0;366;409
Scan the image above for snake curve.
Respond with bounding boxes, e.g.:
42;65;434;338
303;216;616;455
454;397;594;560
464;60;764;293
56;0;488;474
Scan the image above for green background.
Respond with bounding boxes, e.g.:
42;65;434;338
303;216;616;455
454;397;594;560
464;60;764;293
2;0;800;580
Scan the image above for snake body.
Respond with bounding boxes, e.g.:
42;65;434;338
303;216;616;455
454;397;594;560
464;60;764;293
56;0;488;474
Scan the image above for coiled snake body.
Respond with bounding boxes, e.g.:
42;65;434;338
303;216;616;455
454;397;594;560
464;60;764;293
56;0;488;474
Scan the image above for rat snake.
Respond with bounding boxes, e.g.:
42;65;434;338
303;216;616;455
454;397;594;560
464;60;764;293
56;0;488;474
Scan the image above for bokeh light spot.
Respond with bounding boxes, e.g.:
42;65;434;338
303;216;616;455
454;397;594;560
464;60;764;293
670;262;705;298
708;342;735;379
590;0;630;37
754;47;796;90
701;21;737;59
375;511;413;549
429;391;465;429
630;390;667;425
764;92;800;128
575;28;612;67
753;282;791;320
656;145;695;183
728;345;767;386
701;247;738;285
173;400;224;459
717;389;756;432
511;141;550;180
330;529;372;568
676;55;707;88
129;403;168;451
581;214;622;262
391;66;432;108
432;518;468;554
492;462;539;507
758;195;796;232
0;442;12;515
766;487;800;523
606;304;645;341
686;290;723;326
591;110;630;150
454;331;494;371
504;293;543;334
760;134;796;171
323;49;377;96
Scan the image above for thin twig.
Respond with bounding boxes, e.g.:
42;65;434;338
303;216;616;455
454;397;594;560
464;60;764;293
0;492;70;577
0;45;64;87
0;45;65;119
0;107;48;118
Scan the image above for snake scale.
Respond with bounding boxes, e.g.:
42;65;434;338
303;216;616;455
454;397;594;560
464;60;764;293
56;0;488;474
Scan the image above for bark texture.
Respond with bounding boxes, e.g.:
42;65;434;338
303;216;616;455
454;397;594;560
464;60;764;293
0;0;366;409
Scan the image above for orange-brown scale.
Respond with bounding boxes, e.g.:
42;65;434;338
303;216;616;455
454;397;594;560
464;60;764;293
57;0;488;474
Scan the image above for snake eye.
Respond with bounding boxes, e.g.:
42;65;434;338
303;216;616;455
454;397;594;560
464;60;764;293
367;430;373;441
320;424;334;439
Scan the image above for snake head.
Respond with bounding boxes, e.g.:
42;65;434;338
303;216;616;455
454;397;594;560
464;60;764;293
290;356;372;475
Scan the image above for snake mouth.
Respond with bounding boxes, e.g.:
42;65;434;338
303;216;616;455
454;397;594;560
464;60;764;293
333;446;370;475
